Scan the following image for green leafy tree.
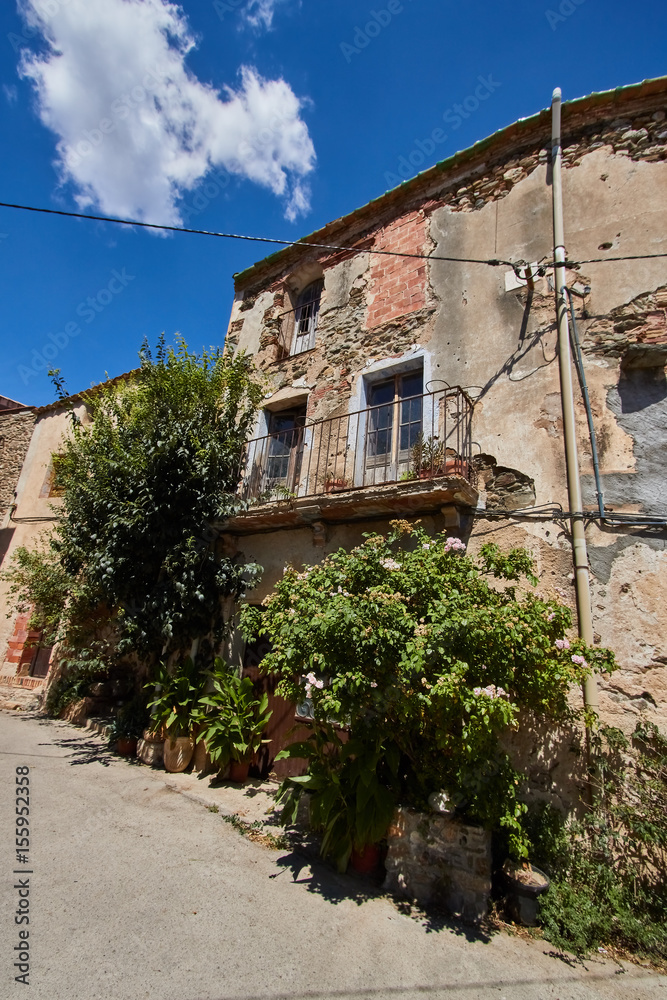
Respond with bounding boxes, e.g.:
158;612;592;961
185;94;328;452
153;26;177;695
6;336;264;694
241;521;616;858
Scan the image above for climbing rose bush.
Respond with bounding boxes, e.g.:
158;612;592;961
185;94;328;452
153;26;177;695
241;521;616;856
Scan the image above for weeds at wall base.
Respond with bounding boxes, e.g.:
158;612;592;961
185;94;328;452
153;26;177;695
221;811;288;850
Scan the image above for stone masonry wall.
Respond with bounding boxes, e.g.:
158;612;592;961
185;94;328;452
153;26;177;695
425;107;666;216
0;410;35;520
582;284;667;358
383;806;492;923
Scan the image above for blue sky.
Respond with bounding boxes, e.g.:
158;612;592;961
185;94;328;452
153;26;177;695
1;0;665;406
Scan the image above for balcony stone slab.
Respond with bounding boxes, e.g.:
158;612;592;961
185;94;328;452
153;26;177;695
223;475;478;534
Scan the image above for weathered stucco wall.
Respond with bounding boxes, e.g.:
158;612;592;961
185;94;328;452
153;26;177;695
230;83;667;755
0;406;80;680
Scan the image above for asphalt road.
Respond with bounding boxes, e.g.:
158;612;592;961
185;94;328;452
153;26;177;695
1;711;666;1000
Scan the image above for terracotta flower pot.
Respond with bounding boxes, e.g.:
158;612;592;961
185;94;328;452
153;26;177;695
349;843;381;874
163;736;194;773
325;479;348;493
228;759;250;783
115;737;138;757
193;737;215;776
445;458;467;477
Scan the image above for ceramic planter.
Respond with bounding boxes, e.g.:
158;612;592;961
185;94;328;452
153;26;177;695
137;729;164;767
163;736;194;773
502;860;550;926
228;759;250;783
115;736;138;757
349;843;381;875
192;736;215;776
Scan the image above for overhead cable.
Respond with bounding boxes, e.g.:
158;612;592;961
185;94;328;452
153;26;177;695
2;200;666;271
0;201;513;268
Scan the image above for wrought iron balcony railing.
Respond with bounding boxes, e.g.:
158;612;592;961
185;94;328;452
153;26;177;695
239;387;474;503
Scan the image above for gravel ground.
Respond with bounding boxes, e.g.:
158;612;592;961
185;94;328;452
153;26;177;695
1;710;666;1000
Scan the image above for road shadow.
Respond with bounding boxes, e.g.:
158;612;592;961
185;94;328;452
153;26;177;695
269;844;493;944
38;733;124;767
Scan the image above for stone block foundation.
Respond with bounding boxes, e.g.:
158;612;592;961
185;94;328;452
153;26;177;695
383;806;492;923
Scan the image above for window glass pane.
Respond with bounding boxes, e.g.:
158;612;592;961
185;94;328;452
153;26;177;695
266;409;305;484
293;280;323;349
368;381;394;458
400;396;423;451
400;371;423;399
369;379;395;407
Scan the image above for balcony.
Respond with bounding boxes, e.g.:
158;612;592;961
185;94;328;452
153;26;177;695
228;387;477;533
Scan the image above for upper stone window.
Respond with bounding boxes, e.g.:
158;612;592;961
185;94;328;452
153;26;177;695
291;279;323;356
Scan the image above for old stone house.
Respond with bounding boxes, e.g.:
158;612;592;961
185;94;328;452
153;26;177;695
221;76;667;796
1;79;666;807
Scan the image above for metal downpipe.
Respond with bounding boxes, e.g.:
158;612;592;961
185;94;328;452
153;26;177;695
551;88;599;718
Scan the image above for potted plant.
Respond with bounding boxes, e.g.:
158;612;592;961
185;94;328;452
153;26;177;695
109;696;149;757
145;657;204;773
410;435;468;479
502;858;550;925
197;658;272;782
276;725;397;874
410;434;446;478
137;725;165;767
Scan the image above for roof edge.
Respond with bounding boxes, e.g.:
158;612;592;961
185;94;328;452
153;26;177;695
233;75;667;290
34;368;139;415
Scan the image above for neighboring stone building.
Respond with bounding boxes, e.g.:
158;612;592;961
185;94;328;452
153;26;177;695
0;395;35;531
0;399;85;698
222;76;667;798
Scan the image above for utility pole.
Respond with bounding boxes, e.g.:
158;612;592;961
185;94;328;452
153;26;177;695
550;88;599;719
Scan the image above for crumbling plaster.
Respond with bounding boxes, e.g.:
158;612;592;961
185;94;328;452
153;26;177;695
0;406;81;678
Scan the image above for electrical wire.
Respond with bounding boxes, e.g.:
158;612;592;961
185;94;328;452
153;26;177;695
0;200;514;269
569;252;667;265
2;199;666;270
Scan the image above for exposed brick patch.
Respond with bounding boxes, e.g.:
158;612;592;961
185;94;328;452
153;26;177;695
2;612;42;677
366;211;430;329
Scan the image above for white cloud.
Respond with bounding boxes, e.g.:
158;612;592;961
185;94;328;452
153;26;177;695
17;0;315;225
3;84;18;104
243;0;289;31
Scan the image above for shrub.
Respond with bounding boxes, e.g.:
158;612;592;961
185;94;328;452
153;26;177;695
242;521;615;859
529;724;667;963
